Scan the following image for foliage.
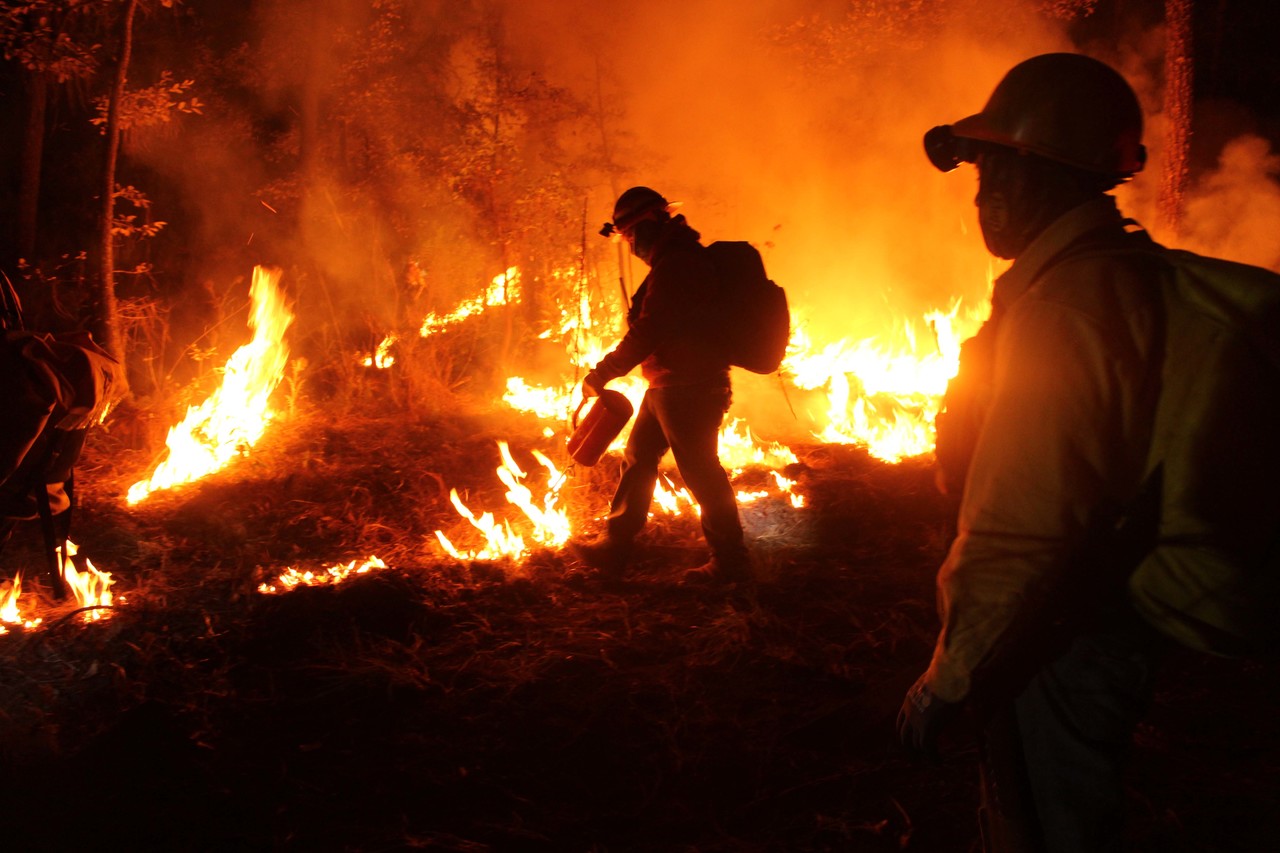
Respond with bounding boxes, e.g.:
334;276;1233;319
0;0;101;83
90;69;203;132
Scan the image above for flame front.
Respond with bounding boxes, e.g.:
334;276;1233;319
128;266;294;504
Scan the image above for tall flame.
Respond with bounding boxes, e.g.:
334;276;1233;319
128;266;293;504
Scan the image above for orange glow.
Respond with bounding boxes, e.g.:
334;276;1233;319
128;266;294;504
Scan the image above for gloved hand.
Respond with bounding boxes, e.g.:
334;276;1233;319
897;675;960;763
582;371;606;398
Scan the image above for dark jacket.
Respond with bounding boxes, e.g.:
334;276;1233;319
593;216;730;389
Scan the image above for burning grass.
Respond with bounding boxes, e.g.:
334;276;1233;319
0;404;1277;851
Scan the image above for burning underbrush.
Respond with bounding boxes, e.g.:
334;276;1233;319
0;399;1277;851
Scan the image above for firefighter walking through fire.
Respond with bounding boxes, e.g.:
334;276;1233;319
898;53;1280;852
569;187;751;587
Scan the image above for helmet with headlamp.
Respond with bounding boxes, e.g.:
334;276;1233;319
923;53;1146;181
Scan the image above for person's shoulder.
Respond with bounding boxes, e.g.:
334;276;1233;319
651;242;714;277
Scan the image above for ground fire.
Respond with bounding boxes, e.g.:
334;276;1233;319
2;2;1277;850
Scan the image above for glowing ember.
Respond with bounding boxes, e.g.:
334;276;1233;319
435;441;570;561
61;540;114;621
420;267;520;337
361;334;398;369
128;266;294;504
258;556;388;594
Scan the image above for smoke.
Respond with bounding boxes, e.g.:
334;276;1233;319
121;0;1280;414
1176;135;1280;271
505;0;1074;344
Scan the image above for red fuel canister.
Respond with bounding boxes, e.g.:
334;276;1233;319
566;389;634;466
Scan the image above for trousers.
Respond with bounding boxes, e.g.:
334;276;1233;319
605;382;746;561
1001;606;1168;853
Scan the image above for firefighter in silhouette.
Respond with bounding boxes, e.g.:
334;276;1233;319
898;54;1177;852
570;187;750;586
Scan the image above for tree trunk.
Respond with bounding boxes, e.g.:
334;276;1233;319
17;72;47;265
1160;0;1194;237
94;0;138;384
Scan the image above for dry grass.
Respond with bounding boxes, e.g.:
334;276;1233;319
0;399;1276;852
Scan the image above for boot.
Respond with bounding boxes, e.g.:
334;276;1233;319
568;536;631;578
680;552;751;586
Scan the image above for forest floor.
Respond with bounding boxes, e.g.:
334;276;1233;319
0;400;1277;852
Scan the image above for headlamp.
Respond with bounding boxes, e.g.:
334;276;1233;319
924;125;978;173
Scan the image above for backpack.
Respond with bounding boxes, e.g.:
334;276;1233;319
0;274;122;591
1122;241;1280;657
704;241;790;374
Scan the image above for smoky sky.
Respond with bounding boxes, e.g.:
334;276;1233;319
136;0;1280;354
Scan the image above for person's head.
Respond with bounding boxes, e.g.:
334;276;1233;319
923;53;1146;259
600;186;672;263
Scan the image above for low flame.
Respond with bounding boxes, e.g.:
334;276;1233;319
434;441;570;561
0;573;41;632
258;556;388;594
420;267;520;337
360;334;398;369
61;540;114;621
128;266;294;504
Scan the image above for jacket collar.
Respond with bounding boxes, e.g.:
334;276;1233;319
992;195;1128;314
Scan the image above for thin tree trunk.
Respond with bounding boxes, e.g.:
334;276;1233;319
96;0;139;383
17;73;47;264
1160;0;1193;237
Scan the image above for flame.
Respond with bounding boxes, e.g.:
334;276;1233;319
0;573;41;631
128;266;294;504
501;264;985;466
784;303;984;462
360;334;398;369
61;540;114;621
258;556;388;594
420;267;520;337
435;441;570;561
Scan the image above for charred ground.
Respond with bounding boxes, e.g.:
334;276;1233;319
0;405;1276;852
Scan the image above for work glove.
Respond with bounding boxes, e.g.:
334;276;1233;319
582;371;606;398
897;674;960;763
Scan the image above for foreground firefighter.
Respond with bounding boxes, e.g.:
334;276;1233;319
898;53;1280;852
571;187;751;585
